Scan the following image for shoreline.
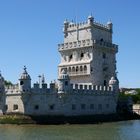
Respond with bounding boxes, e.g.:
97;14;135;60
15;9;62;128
0;113;140;125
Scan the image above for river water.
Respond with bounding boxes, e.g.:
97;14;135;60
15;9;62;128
0;120;140;140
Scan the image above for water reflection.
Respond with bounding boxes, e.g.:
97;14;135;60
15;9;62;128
0;120;140;140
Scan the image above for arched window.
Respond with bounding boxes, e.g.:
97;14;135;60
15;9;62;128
69;54;73;61
76;66;79;72
20;81;24;85
84;65;87;73
80;52;84;59
72;67;75;73
69;67;71;74
80;66;83;72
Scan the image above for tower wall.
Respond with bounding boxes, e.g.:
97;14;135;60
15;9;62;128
58;16;118;85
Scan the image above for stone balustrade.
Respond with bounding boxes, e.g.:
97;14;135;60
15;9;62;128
58;39;92;51
58;39;118;51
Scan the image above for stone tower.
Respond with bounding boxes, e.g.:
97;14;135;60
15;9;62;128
58;69;70;94
58;15;118;86
19;66;31;92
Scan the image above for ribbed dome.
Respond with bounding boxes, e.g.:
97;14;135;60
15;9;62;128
20;66;31;80
109;76;119;85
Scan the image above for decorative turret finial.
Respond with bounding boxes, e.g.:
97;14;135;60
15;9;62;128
42;74;45;84
88;14;94;25
23;65;28;74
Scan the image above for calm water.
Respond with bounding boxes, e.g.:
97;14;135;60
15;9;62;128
0;120;140;140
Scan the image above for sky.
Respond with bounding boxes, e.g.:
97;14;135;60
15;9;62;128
0;0;140;88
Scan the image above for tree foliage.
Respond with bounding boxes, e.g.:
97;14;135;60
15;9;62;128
4;80;13;86
119;89;140;104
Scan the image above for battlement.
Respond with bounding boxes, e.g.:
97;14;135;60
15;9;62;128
58;39;118;51
71;84;113;92
64;19;111;32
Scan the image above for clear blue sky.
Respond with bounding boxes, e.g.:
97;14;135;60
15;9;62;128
0;0;140;88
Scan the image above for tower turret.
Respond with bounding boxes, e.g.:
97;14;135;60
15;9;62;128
58;69;70;94
109;75;119;93
63;20;69;38
19;66;31;92
107;20;113;32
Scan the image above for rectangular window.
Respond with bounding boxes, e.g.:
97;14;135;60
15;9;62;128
34;105;39;110
90;104;94;110
72;104;76;110
106;104;109;108
49;104;55;110
13;104;18;110
81;104;86;110
65;81;68;86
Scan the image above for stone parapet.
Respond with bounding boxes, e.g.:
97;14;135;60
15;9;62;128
58;39;118;51
71;84;113;94
65;20;110;32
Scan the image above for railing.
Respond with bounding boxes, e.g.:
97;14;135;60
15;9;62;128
68;71;88;76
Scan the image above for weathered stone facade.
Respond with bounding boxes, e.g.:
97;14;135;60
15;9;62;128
0;16;119;116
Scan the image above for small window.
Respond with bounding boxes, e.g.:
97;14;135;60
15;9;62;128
103;67;108;72
13;104;18;110
72;104;76;110
76;66;79;72
100;38;103;42
81;53;84;58
69;54;73;61
81;104;86;110
90;104;94;110
103;53;106;59
34;105;39;110
49;104;55;110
